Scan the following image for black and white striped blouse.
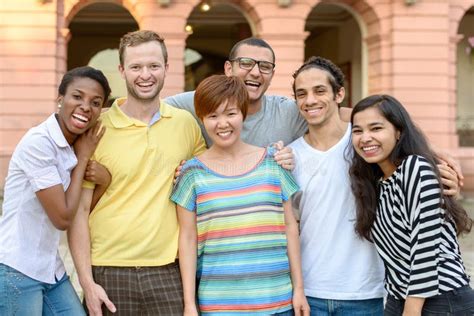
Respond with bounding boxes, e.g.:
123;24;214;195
373;155;470;299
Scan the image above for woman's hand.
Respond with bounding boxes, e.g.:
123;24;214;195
74;122;105;161
85;160;111;186
293;287;310;316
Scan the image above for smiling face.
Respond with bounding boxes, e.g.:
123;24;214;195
203;99;244;149
224;44;274;107
351;106;400;177
294;67;344;128
119;41;168;103
57;77;105;144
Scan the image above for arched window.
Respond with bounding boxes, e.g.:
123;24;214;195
185;3;252;90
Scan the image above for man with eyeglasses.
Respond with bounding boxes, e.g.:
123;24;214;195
165;38;309;168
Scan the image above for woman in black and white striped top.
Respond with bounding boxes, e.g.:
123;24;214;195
349;94;474;315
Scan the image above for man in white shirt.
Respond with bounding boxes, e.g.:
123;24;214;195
289;56;385;315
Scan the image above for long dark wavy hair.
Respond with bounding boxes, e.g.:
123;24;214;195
349;95;472;240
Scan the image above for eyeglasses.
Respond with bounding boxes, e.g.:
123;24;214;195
230;57;275;74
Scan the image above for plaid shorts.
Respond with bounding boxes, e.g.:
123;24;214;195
85;261;183;315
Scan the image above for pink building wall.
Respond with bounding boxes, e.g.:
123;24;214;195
1;0;473;193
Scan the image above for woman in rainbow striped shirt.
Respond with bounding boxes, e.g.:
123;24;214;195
171;75;309;316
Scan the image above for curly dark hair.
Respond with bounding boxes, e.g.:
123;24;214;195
292;56;345;97
349;95;472;240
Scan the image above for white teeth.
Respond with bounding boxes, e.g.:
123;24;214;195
138;82;153;87
244;81;260;87
72;114;89;123
306;108;322;115
217;131;231;137
363;146;378;152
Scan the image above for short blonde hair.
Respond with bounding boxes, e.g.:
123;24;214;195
119;30;168;66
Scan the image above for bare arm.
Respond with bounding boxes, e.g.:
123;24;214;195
36;123;104;230
177;205;199;316
403;296;425;316
67;188;116;316
84;160;112;210
283;200;310;316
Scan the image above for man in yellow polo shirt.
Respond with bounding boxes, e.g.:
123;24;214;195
68;30;205;315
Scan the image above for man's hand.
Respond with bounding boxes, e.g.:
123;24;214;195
438;163;460;198
83;282;116;316
273;141;295;171
434;149;464;198
174;160;186;184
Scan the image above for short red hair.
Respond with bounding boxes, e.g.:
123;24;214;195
194;75;249;121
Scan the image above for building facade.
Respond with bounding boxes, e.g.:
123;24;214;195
1;0;473;193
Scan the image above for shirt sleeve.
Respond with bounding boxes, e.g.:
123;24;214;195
279;167;299;202
403;155;443;297
18;135;62;192
266;146;299;201
166;94;210;149
164;91;196;114
170;163;197;212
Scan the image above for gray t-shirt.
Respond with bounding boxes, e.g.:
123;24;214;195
165;91;307;147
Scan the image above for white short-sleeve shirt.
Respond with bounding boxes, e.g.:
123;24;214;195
289;126;385;300
0;114;77;284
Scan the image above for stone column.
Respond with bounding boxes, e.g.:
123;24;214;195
259;33;307;97
252;1;309;97
0;0;61;187
137;1;195;97
388;1;453;149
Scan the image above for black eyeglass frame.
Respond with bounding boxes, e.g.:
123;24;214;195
229;57;276;74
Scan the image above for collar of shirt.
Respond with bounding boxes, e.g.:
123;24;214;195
45;113;70;148
108;97;172;128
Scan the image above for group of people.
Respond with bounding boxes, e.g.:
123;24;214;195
0;29;473;316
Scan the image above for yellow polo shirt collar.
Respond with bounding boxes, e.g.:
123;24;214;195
108;97;173;128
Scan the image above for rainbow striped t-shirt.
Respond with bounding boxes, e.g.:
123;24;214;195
171;149;299;315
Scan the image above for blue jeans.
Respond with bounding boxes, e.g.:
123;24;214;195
273;309;294;315
0;264;85;316
307;296;383;316
384;285;474;315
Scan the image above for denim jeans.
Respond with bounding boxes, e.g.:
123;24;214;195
384;285;474;316
0;263;85;316
273;308;294;315
307;296;383;316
